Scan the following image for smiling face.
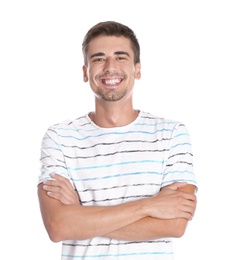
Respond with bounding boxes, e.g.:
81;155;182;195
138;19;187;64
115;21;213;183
83;36;141;103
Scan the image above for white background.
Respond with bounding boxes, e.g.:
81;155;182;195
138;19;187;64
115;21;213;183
1;0;232;259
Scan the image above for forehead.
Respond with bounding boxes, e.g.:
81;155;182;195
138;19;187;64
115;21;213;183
87;36;133;56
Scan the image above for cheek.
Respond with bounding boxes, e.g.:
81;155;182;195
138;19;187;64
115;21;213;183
88;69;100;87
88;66;101;78
86;70;95;82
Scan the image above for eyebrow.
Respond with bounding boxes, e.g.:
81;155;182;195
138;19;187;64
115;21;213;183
90;51;130;59
115;51;130;57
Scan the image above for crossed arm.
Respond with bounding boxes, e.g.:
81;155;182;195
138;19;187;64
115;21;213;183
38;174;197;242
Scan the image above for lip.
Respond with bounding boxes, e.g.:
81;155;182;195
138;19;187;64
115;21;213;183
100;78;123;87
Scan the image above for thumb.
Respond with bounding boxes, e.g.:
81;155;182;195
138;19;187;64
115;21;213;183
164;182;187;191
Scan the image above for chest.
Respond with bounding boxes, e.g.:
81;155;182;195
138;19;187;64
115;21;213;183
62;131;169;206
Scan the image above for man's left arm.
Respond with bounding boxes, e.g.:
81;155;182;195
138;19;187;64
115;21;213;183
42;175;197;241
105;183;197;241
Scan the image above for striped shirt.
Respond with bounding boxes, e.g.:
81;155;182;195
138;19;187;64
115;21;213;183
39;110;197;260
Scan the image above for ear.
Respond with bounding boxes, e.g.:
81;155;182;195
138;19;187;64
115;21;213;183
82;65;88;82
134;63;141;80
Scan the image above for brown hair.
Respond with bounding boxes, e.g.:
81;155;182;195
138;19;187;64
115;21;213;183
82;21;140;66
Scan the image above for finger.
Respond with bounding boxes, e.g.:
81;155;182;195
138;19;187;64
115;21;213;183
43;174;80;205
50;173;74;192
50;173;68;182
170;202;194;220
44;187;71;204
182;206;196;220
184;201;197;217
162;182;187;191
180;211;193;220
46;190;71;204
175;182;188;189
182;192;197;203
43;181;79;205
43;183;73;204
44;175;73;195
177;196;196;219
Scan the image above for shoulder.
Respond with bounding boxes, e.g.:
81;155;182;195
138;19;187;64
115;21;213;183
48;115;88;131
43;115;91;140
140;111;184;128
139;111;191;140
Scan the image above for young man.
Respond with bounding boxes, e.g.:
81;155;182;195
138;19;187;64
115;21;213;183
38;21;197;259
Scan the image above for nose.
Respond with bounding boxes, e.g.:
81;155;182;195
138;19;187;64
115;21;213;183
103;58;117;73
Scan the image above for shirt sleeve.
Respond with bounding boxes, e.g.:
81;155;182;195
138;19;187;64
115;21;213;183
38;126;72;185
161;123;197;189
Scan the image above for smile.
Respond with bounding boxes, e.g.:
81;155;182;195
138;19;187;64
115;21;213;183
101;78;122;85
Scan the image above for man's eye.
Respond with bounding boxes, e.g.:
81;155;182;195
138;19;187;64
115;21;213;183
117;57;126;60
93;58;105;62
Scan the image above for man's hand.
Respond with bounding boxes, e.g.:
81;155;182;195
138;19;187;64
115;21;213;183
145;182;196;220
43;174;80;205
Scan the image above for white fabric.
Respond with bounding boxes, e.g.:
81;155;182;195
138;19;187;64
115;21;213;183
39;111;197;259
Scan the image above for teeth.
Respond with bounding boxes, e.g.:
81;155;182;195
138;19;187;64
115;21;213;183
104;79;121;85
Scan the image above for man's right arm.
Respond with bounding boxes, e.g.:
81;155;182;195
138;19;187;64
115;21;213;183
38;174;196;242
38;183;149;242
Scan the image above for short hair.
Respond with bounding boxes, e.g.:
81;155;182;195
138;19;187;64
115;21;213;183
82;21;140;66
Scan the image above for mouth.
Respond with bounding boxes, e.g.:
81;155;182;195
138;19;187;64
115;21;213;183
101;78;123;86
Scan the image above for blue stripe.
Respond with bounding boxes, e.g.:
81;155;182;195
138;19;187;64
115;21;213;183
43;146;62;152
57;128;173;141
72;171;163;182
43;135;61;148
163;179;197;185
62;251;173;258
67;159;166;171
170;142;191;149
173;132;189;138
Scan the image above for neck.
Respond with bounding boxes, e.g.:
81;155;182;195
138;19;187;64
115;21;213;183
89;102;139;128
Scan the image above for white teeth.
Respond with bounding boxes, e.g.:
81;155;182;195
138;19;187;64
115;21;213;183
104;79;121;85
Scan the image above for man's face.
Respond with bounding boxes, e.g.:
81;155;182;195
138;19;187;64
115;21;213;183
83;36;141;102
